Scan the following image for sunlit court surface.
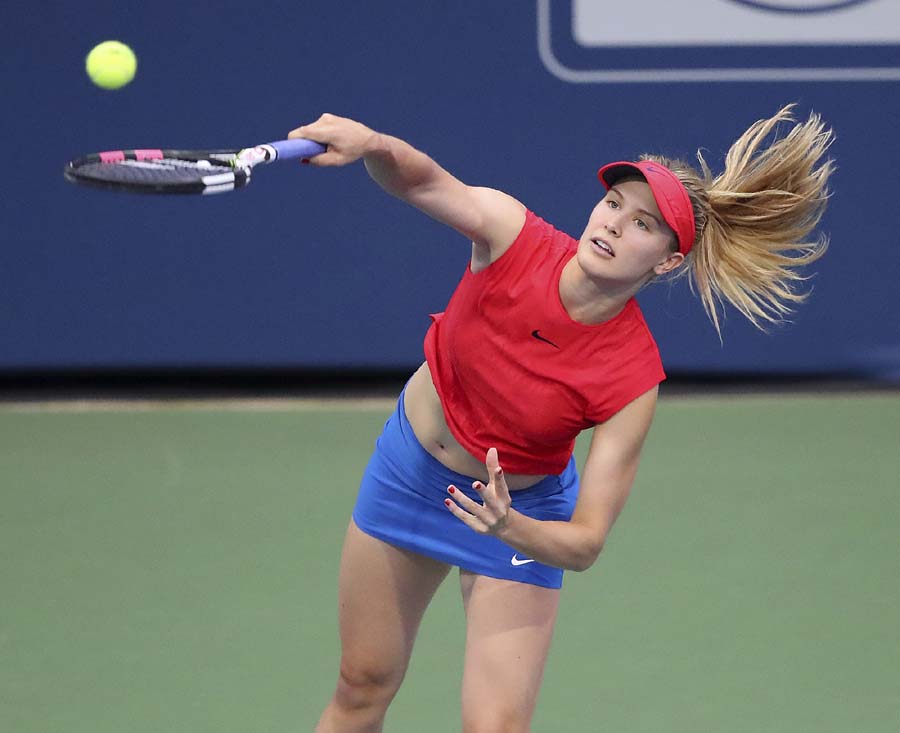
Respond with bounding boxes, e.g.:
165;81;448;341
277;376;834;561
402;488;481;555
2;385;898;733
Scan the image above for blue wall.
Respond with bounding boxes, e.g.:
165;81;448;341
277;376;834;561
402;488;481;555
3;0;899;378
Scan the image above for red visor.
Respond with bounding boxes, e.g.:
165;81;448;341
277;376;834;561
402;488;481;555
597;161;696;256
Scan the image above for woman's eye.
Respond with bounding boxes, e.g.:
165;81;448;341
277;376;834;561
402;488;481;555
607;200;619;209
635;219;648;230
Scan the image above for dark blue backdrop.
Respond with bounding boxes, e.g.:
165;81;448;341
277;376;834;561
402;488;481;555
3;0;899;378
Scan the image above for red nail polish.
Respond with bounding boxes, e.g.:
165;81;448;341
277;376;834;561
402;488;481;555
448;486;455;494
444;498;452;506
301;158;310;165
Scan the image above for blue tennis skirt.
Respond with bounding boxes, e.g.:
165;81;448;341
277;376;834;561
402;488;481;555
352;388;580;589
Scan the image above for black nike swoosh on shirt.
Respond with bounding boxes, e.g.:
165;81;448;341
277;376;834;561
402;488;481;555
531;330;560;349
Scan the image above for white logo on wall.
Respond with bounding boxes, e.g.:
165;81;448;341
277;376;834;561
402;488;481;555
538;0;900;82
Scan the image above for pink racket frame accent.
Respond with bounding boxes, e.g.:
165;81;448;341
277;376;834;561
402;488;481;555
98;149;164;163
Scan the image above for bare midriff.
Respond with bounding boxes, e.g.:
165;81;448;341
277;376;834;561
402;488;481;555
403;362;547;491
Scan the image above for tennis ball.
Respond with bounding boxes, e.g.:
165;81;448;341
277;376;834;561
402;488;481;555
85;41;137;90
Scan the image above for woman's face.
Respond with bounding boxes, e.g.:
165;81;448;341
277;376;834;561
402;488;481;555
576;178;683;285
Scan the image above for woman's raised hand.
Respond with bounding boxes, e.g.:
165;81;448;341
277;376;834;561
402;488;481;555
287;113;379;167
444;447;512;535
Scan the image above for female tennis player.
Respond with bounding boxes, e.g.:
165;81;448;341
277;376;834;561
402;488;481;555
289;105;833;733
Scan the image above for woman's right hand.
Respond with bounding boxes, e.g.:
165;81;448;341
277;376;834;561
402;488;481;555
286;113;380;167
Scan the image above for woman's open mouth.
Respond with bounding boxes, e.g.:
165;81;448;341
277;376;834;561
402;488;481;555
591;237;615;257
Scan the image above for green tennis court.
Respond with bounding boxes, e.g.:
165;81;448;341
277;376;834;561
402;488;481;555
2;392;898;732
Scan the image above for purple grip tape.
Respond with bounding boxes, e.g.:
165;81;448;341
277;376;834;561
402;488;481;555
269;138;327;161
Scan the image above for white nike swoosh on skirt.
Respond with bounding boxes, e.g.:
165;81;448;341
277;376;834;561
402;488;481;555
511;554;536;566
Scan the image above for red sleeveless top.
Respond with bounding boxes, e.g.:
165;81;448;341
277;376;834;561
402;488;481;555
423;210;666;475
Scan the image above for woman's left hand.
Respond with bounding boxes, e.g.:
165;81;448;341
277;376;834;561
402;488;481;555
444;447;512;535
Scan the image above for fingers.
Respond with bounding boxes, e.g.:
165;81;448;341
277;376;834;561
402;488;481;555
444;489;490;534
444;476;510;535
286;126;311;141
441;448;514;535
287;112;337;143
286;113;373;168
485;446;500;473
484;447;510;501
300;151;344;168
286;119;338;167
485;447;504;486
287;115;336;167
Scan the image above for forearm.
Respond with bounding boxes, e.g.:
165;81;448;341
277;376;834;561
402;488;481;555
362;132;449;203
289;113;453;206
497;510;605;572
291;114;518;245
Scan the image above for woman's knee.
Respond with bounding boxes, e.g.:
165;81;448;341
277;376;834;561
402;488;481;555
462;704;532;733
333;656;406;711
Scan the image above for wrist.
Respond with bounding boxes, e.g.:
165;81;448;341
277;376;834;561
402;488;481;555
495;507;523;543
363;131;391;160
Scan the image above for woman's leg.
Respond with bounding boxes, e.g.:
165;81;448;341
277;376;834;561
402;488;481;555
458;572;560;733
316;519;452;733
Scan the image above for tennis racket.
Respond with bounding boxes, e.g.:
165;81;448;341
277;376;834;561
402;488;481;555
63;138;326;195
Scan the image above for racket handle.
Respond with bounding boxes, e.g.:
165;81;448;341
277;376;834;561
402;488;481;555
269;138;327;161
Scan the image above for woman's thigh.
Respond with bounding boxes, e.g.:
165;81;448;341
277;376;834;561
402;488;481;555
458;571;560;732
335;519;452;683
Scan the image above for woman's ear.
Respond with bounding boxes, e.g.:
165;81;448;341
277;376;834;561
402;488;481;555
654;251;685;276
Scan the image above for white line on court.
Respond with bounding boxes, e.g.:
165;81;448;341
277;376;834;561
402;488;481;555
1;391;896;414
0;397;399;413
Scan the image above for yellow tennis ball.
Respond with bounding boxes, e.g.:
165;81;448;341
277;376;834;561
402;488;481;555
85;41;137;90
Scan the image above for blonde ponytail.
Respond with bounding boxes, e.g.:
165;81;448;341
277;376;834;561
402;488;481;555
644;105;834;336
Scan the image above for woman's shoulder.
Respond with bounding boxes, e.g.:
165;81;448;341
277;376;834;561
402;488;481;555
478;210;575;275
524;210;578;250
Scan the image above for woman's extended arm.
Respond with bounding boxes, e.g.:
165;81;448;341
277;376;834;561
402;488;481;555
288;113;525;261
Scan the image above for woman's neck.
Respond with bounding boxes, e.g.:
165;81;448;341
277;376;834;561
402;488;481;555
558;257;645;325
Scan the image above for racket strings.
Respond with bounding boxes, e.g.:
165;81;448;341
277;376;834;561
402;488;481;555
71;158;238;186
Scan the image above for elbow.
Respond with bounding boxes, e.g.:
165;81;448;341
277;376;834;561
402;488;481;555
569;539;606;573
